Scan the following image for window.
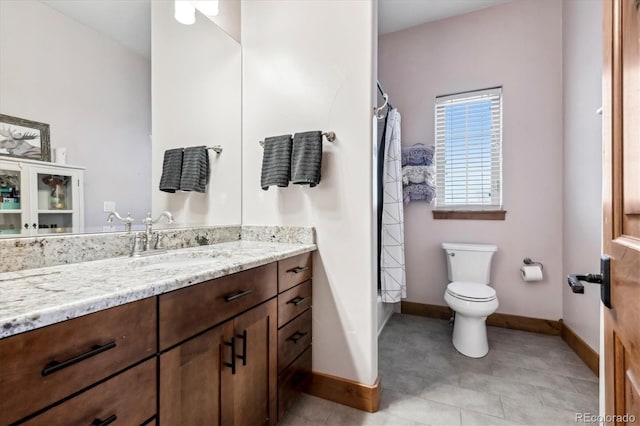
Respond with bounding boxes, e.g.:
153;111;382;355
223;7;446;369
434;87;503;213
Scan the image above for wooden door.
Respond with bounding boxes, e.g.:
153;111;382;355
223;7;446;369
232;299;278;426
160;321;234;426
603;0;640;424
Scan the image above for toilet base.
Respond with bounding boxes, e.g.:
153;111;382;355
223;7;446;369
452;313;489;358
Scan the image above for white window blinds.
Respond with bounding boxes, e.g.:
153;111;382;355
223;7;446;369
434;87;503;210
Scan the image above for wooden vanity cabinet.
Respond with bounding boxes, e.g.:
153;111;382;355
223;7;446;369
158;265;279;426
0;298;156;425
0;253;313;426
276;253;313;420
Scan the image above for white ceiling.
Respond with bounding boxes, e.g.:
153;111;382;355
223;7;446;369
379;0;510;35
40;0;151;59
40;0;509;57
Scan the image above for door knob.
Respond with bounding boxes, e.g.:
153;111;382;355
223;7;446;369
567;255;611;309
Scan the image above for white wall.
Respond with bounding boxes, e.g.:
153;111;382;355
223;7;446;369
209;0;241;43
379;0;564;320
0;0;151;231
562;0;602;352
241;0;378;385
151;1;242;226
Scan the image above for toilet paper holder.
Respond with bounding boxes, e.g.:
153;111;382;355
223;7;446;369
523;258;543;270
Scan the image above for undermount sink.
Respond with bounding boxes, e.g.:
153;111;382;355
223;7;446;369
126;250;231;269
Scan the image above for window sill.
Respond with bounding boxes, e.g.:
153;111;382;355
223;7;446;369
432;210;507;220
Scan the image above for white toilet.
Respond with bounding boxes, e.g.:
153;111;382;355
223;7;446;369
442;242;498;358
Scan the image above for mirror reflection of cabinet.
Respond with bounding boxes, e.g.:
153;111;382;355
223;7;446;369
0;158;84;237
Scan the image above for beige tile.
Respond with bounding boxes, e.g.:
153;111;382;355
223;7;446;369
381;389;461;426
326;405;421;426
490;365;576;392
501;395;579;426
417;383;504;418
460;410;515;426
278;412;327;426
286;394;335;424
459;372;541;403
569;377;599;399
537;386;599;413
542;359;598;382
287;315;599;426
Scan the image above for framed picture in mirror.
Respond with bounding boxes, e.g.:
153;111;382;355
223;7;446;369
0;114;51;162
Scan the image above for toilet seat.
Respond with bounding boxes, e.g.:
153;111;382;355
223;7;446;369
446;281;496;302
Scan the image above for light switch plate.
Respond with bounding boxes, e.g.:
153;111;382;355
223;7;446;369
103;201;115;212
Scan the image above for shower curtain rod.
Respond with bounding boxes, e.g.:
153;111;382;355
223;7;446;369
376;80;394;109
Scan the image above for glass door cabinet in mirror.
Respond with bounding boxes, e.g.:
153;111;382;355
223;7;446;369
0;157;84;237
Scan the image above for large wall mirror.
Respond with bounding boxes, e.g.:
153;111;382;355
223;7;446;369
0;0;241;237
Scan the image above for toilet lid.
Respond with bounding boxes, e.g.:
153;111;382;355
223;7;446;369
447;281;496;301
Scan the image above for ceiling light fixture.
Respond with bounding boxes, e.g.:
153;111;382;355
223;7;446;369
174;0;196;25
174;0;219;25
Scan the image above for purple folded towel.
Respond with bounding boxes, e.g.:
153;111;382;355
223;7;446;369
403;182;436;204
401;144;434;166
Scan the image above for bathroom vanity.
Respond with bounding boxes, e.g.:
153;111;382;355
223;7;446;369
0;242;314;425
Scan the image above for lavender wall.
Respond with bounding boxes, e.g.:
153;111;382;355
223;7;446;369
379;0;564;319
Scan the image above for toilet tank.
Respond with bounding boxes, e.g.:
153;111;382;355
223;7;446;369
442;242;498;284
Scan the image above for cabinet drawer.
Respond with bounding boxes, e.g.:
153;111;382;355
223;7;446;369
278;253;312;293
278;280;312;328
160;263;277;350
24;358;156;426
278;346;312;421
278;309;312;374
0;298;156;425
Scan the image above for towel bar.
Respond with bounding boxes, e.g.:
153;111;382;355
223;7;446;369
259;131;336;147
206;145;223;153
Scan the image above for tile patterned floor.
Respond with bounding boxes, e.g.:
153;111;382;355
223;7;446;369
280;313;599;426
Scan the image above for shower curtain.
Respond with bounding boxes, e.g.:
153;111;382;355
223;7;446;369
380;108;406;303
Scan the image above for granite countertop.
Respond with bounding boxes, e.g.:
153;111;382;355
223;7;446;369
0;240;316;339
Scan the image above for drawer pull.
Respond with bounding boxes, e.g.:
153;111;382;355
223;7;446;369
237;330;247;366
287;296;306;306
224;337;236;374
42;341;117;377
92;414;117;426
287;266;309;274
224;289;252;302
287;331;308;344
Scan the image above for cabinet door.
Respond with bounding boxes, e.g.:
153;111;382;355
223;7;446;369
160;321;234;426
29;165;83;235
0;160;29;236
232;299;277;426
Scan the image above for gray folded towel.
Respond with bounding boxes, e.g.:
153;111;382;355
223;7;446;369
180;146;209;193
159;148;184;193
291;131;322;187
261;134;293;190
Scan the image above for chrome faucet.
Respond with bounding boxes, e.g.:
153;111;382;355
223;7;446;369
141;211;174;251
106;211;134;232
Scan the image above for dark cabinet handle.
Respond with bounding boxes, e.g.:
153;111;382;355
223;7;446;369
287;331;308;344
287;296;306;306
42;341;117;376
287;266;309;274
32;223;37;229
92;414;117;426
224;289;252;302
236;330;247;366
224;337;236;374
24;223;29;229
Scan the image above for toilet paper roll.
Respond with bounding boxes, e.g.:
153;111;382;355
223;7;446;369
521;265;543;282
